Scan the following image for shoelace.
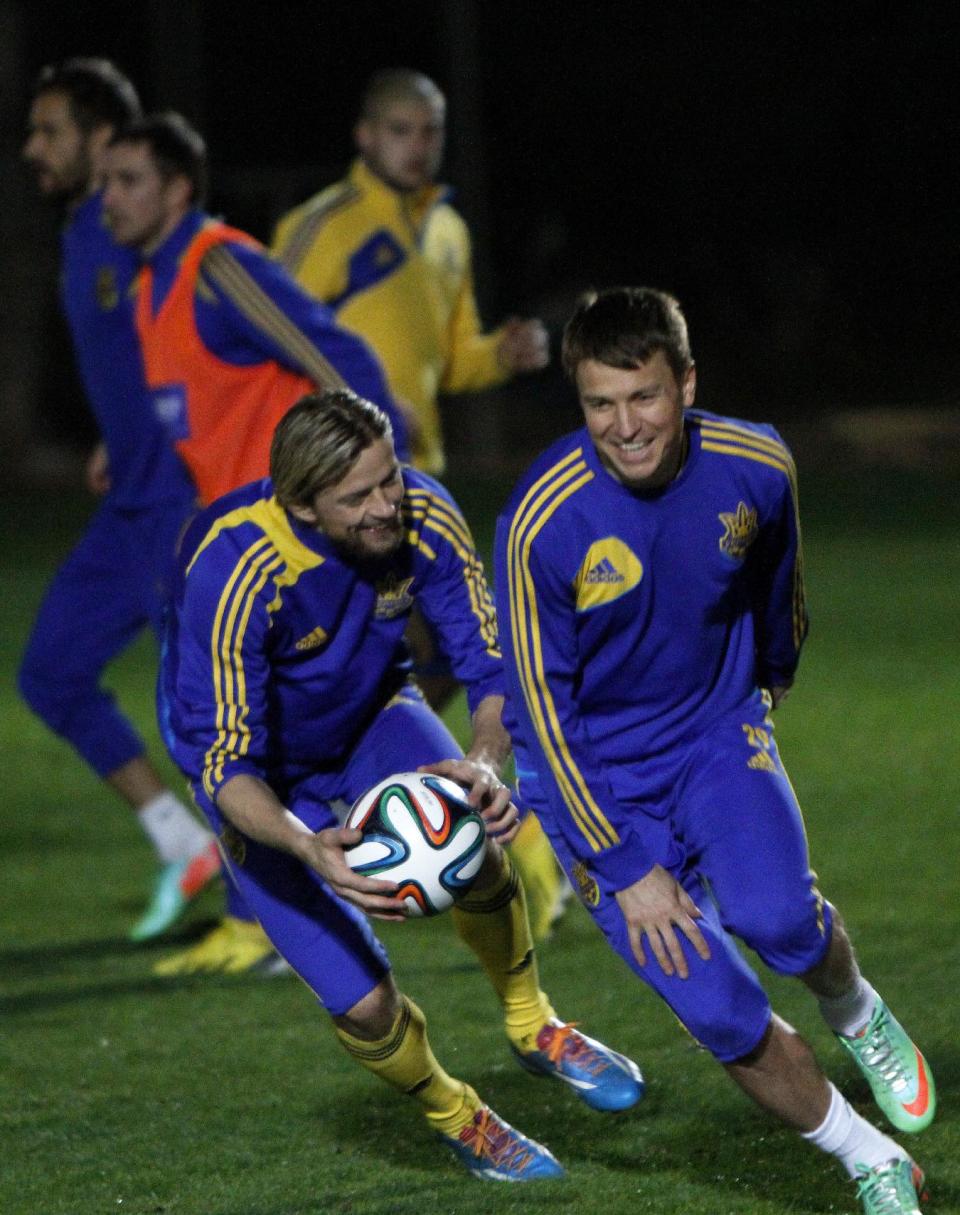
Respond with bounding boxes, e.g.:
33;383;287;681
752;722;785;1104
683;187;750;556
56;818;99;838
541;1021;607;1077
855;1162;914;1215
855;1012;909;1092
461;1110;533;1171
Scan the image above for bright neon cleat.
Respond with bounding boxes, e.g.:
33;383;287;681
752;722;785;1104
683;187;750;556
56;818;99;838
855;1157;926;1215
440;1106;564;1181
152;915;285;976
129;841;222;942
513;1019;644;1111
837;1000;936;1133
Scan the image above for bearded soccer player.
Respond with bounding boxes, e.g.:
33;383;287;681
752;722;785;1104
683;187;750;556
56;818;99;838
159;388;643;1180
494;287;935;1215
19;59;221;941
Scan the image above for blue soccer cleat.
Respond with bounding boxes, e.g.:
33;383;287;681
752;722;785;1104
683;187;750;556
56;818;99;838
129;841;221;942
440;1106;565;1181
513;1019;644;1111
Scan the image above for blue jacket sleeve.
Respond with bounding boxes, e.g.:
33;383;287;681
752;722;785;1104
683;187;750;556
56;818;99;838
194;241;410;461
749;441;808;689
407;477;504;713
493;512;677;890
175;532;273;801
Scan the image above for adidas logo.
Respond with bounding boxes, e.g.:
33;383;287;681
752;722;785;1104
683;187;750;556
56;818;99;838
747;751;776;772
584;557;624;584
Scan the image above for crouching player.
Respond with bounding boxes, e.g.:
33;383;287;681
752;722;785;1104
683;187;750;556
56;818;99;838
159;388;643;1180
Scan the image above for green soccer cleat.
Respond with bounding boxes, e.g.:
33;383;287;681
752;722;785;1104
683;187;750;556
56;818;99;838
836;999;936;1133
129;841;221;942
855;1157;926;1215
440;1106;565;1181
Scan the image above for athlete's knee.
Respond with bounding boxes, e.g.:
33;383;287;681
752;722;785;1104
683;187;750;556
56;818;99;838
334;974;401;1040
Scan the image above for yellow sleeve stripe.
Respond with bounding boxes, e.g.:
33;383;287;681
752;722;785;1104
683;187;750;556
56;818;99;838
506;450;619;853
700;440;793;476
273;184;359;276
697;425;806;649
404;488;474;554
202;538;283;796
403;488;498;654
201;246;346;389
696;418;794;461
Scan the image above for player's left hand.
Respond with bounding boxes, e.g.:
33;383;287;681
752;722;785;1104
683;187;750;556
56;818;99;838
497;317;550;374
418;758;520;844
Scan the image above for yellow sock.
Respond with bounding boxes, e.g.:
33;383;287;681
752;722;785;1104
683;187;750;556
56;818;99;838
507;813;563;943
333;995;480;1136
453;844;554;1052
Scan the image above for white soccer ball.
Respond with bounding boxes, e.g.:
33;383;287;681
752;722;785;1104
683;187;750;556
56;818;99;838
344;772;487;916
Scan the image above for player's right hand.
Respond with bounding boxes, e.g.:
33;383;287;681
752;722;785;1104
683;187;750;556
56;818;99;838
615;865;711;979
85;441;111;495
301;826;407;921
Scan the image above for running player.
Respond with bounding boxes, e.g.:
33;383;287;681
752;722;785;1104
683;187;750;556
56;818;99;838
494;286;934;1215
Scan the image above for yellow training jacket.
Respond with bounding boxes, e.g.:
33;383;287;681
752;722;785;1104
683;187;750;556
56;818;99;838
271;158;508;474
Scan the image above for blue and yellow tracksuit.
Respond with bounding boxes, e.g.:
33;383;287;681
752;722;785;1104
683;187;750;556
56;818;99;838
272;159;509;475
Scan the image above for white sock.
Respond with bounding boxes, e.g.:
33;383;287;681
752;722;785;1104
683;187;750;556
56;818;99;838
137;791;214;864
801;1082;905;1178
818;977;879;1038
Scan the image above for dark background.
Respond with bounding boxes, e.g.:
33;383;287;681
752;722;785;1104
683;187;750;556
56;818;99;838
3;0;959;474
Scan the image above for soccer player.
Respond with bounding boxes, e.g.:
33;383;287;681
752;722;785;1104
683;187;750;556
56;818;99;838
160;388;643;1180
19;59;221;941
272;70;561;935
493;287;934;1214
271;67;547;478
102;111;410;974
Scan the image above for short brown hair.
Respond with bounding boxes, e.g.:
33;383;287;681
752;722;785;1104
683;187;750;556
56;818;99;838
34;57;141;134
109;111;208;206
360;69;445;121
561;287;693;383
270;390;393;509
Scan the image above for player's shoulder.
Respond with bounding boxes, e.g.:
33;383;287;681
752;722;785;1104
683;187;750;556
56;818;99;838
63;191;137;268
500;429;594;524
401;466;461;523
181;479;284;573
275;177;363;248
689;408;795;477
426;189;471;239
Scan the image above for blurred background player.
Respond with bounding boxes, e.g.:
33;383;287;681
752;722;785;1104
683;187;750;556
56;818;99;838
272;68;562;939
494;287;934;1215
102;110;409;974
159;388;643;1178
19;59;221;943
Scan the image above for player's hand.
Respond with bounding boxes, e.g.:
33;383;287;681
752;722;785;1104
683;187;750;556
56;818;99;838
418;759;520;844
300;825;407;921
497;317;550;374
85;442;111;495
769;683;792;709
615;865;711;979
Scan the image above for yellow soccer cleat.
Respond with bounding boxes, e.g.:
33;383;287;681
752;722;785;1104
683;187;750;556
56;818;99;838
152;916;288;976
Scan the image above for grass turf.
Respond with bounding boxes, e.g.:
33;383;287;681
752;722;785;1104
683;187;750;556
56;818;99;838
1;463;957;1215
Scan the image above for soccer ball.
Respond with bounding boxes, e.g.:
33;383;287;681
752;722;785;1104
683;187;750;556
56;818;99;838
344;772;487;916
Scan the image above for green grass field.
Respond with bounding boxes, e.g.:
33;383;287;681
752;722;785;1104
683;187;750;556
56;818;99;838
1;459;957;1215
